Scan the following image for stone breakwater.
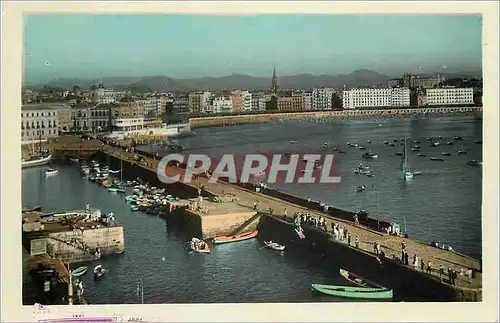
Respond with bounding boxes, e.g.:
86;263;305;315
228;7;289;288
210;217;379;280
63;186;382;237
189;106;482;128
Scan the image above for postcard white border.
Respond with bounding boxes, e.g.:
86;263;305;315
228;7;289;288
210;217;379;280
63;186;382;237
2;1;499;322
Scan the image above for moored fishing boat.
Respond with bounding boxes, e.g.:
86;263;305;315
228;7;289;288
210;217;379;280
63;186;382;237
263;240;285;251
467;160;482;166
311;284;393;300
213;230;258;245
429;156;444;161
71;266;88;277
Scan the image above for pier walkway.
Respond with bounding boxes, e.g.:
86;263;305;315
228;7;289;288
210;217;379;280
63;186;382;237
54;138;482;293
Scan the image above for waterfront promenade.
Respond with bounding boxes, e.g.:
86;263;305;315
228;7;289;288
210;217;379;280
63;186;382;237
50;137;482;294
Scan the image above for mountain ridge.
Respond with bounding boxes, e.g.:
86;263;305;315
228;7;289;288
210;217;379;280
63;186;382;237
26;69;482;92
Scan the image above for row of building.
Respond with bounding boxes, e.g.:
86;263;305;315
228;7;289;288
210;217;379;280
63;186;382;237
342;87;474;109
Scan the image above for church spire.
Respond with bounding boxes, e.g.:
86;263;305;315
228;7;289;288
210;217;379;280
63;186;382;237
271;67;278;95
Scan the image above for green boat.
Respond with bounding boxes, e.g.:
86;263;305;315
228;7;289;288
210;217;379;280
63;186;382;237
311;284;393;300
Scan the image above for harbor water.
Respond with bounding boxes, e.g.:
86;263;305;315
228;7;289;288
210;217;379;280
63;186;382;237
22;115;482;304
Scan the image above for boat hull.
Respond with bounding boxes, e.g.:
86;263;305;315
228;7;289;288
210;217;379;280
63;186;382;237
22;154;52;168
311;284;393;300
213;230;258;245
264;241;285;251
71;267;88;277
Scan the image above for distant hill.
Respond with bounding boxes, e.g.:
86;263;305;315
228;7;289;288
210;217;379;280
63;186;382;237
29;69;393;92
27;68;482;92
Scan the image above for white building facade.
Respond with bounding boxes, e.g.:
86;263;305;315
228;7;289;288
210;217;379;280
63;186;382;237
96;88;116;104
21;104;59;143
212;96;233;113
312;88;334;110
137;98;162;118
242;91;253;111
342;88;411;109
303;91;313;110
426;88;474;106
391;87;411;107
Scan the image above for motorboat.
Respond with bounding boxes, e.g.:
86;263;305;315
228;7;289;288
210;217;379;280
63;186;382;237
362;152;378;159
263;240;286;251
441;152;451;156
45;168;59;176
467;160;482;166
71;266;88;277
429;157;445;161
356;185;366;192
458;150;467;155
189;237;211;253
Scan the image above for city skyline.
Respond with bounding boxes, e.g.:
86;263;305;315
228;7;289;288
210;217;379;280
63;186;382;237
24;14;482;85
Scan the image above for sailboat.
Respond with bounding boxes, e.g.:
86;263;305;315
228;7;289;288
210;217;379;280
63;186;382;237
401;138;421;181
22;133;52;168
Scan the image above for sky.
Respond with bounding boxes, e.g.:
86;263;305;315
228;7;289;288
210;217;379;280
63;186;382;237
23;14;482;84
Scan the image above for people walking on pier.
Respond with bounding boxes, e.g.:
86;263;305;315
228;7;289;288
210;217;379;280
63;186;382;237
426;261;432;274
439;265;444;280
283;208;288;218
414;255;419;270
353;213;359;225
467;269;472;283
421;259;426;272
404;252;409;266
355;237;359;248
347;234;351;246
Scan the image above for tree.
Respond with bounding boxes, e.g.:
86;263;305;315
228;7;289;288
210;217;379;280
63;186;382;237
266;96;278;111
331;93;343;110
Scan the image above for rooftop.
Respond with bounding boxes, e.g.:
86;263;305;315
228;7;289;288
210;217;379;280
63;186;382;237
22;103;62;111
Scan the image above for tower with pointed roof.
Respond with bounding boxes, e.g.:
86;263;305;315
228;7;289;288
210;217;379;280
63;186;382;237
271;67;278;96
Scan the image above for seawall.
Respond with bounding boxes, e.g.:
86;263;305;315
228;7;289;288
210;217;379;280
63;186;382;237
189;106;482;129
257;214;481;302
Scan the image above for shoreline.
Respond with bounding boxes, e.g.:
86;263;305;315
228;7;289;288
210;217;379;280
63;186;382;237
189;106;482;129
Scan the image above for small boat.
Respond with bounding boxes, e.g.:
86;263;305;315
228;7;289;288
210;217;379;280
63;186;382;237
109;169;121;174
22;205;42;212
93;265;106;279
264;240;286;251
446;141;454;145
289;140;298;144
358;164;369;170
417;153;426;157
45;168;59;176
295;227;306;239
353;169;360;174
458;150;467;155
411;147;420;151
467;160;482;166
22;154;53;168
431;142;439;147
441;152;451;156
362;152;378;159
366;140;371;143
358;146;366;150
189;238;211;253
213;230;259;245
71;266;88;277
311;284;393;300
337;149;346;154
389;143;395;147
475;140;482;144
395;152;403;156
454;136;463;140
117;188;126;193
429;157;445;161
383;141;389;145
366;173;375;178
356;185;366;192
108;187;118;192
339;269;376;288
69;158;79;163
130;205;139;211
414;140;420;144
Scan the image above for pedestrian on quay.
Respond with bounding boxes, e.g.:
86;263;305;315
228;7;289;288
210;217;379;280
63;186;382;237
404;252;409;266
439;265;444;280
427;261;432;274
347;234;351;246
355;237;359;248
421;259;425;272
283;208;288;218
467;269;472;283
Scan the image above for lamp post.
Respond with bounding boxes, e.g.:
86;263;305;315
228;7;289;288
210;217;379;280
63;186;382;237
136;278;144;304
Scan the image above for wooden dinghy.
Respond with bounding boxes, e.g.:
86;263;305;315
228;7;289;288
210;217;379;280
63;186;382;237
311;284;393;300
213;230;258;245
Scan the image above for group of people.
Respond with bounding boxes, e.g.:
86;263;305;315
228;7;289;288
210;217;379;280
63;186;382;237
398;241;473;285
294;212;328;231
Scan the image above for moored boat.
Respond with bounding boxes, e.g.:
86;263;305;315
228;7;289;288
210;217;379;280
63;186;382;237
362;152;378;159
45;168;59;176
22;154;53;168
189;237;211;253
467;160;482;166
213;230;258;245
339;268;379;288
93;265;106;279
264;240;286;251
71;266;88;277
311;284;393;300
429;156;445;161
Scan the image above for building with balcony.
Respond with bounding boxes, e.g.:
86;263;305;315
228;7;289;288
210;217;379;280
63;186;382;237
21;104;59;143
391;87;411;107
89;104;112;132
137;97;162;118
231;91;244;113
172;96;190;115
213;96;233;113
93;84;116;104
251;93;266;111
312;88;334;110
342;88;393;109
426;87;474;106
303;90;312;110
